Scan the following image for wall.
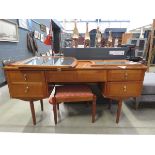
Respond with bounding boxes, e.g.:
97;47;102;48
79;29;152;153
0;19;51;84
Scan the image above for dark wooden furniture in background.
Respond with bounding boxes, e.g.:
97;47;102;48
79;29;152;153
4;56;147;124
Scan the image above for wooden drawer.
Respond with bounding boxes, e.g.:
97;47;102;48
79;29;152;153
107;70;144;81
46;70;106;82
103;81;143;97
10;82;46;98
7;71;45;82
46;71;78;82
76;70;106;82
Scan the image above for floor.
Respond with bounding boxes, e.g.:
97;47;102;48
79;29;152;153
1;81;155;134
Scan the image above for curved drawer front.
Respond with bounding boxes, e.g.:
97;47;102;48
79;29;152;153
104;81;143;97
7;71;45;82
10;82;45;98
107;70;144;81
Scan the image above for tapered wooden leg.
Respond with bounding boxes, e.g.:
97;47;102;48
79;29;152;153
92;96;96;123
53;104;57;124
135;97;139;110
40;99;43;111
52;97;57;124
108;99;112;109
57;103;59;110
116;99;122;124
30;101;36;125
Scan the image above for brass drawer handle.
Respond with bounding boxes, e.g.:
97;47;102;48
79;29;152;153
25;86;29;93
24;74;27;81
123;85;127;92
57;68;61;71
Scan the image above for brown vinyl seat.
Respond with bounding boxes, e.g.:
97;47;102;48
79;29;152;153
49;85;96;124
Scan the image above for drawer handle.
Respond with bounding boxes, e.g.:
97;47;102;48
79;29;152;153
24;74;27;81
124;72;128;80
57;68;61;71
123;85;127;92
25;86;29;93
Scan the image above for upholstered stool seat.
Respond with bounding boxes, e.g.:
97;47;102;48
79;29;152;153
49;85;96;124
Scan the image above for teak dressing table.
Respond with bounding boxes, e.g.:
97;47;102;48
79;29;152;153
4;56;147;123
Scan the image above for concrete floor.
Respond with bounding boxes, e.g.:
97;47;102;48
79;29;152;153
1;83;155;134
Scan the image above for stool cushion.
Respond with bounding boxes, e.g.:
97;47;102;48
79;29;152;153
142;72;155;95
49;85;94;103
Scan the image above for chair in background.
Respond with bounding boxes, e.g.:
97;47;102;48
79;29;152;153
49;85;96;124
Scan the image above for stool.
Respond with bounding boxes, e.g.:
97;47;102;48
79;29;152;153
49;85;96;124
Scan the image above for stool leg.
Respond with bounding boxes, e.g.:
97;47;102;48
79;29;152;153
30;101;36;125
135;97;139;110
92;96;96;123
52;97;57;124
40;99;43;111
85;101;90;108
116;99;122;124
108;99;112;110
57;103;59;110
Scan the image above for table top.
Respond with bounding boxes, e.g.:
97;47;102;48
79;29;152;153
4;56;147;70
